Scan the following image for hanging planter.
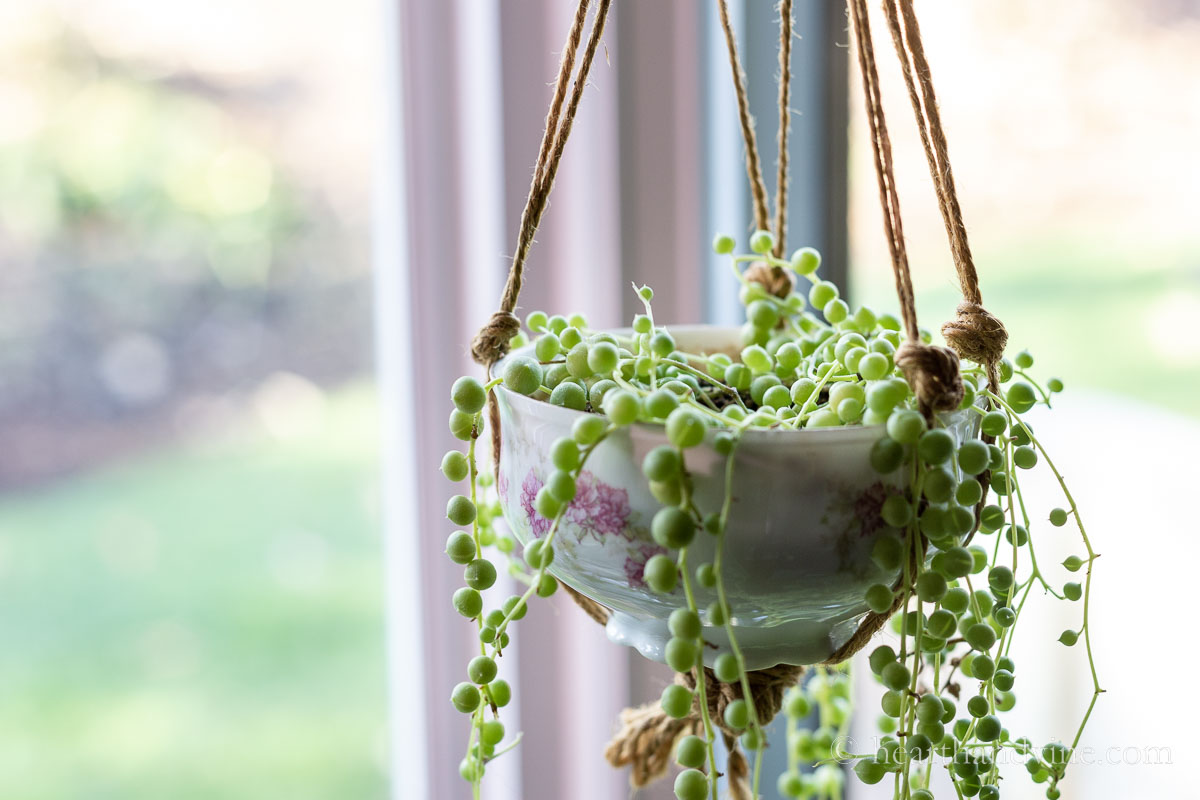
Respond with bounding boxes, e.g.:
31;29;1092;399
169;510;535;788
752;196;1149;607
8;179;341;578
437;1;1103;799
493;325;980;670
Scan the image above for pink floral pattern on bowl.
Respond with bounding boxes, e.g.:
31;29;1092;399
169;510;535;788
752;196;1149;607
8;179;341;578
520;468;636;543
518;471;552;538
513;467;664;589
570;472;635;542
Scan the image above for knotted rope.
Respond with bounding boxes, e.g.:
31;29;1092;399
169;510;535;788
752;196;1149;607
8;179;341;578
942;302;1007;372
470;0;612;368
877;0;1007;391
470;0;610;472
742;261;795;298
873;0;1008;540
848;0;963;414
717;0;796;296
894;340;964;413
605;664;802;794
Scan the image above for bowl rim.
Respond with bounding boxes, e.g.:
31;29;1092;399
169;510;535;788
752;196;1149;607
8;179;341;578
492;323;927;443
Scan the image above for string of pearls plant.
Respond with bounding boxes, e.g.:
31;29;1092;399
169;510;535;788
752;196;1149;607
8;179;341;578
440;230;1101;800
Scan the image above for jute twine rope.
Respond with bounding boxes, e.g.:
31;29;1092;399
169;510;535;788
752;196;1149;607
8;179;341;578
849;0;962;415
716;0;771;236
772;0;794;260
719;0;796;298
605;665;798;796
873;0;1008;539
470;0;612;368
471;0;610;471
877;0;1007;392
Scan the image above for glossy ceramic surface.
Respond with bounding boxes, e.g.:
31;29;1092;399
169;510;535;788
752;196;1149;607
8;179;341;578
494;326;976;669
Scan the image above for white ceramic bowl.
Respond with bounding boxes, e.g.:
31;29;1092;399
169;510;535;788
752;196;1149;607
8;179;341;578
494;326;975;670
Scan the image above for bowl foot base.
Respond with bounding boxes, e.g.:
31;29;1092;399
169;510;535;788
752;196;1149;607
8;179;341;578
606;610;864;671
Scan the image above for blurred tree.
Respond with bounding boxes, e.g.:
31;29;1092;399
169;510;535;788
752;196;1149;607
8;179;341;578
0;27;372;485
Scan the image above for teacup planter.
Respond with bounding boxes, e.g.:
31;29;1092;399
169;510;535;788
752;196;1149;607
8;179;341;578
444;240;1100;800
494;326;979;669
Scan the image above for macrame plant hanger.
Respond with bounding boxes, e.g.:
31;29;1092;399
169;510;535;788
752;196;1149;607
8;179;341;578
468;1;1009;797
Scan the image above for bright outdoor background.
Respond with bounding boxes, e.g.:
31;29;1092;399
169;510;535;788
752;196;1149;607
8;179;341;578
849;0;1200;418
0;1;385;797
0;0;1196;797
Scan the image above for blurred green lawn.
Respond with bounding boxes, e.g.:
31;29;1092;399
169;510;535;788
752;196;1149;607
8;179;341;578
0;384;387;799
855;238;1200;419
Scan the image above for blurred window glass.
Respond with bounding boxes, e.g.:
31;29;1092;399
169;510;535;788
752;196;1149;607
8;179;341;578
0;2;386;797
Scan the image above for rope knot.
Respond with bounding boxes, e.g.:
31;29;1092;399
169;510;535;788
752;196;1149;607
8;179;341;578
470;311;521;366
941;301;1007;366
895;340;964;413
604;664;802;791
687;664;800;734
744;262;794;298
